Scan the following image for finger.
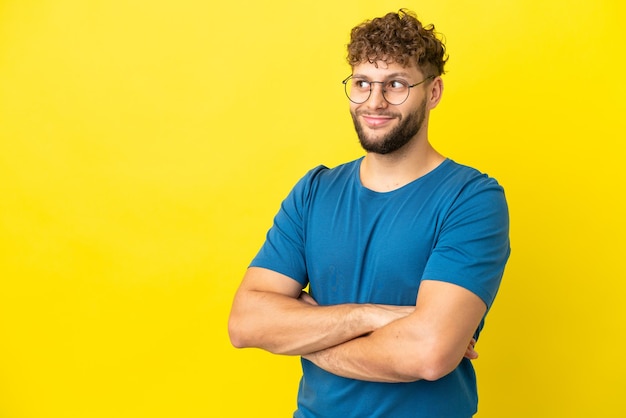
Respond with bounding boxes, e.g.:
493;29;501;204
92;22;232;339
464;350;479;359
464;345;479;360
299;291;319;306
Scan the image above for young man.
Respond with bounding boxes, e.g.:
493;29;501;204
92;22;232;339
229;9;510;418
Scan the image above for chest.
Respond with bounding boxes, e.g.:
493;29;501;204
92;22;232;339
304;187;445;305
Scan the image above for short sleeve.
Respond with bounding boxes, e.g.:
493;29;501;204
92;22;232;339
422;176;511;309
249;166;327;287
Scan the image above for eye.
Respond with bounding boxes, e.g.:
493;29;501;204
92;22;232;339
387;80;407;90
353;79;370;90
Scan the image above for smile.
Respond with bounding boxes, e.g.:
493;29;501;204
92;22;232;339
361;115;395;128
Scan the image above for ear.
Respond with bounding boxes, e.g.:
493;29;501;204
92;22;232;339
427;76;444;110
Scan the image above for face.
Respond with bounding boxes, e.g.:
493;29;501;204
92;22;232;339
349;61;430;155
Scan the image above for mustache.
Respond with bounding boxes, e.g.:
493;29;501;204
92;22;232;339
354;110;400;118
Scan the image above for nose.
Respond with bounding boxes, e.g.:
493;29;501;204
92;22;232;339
365;83;388;109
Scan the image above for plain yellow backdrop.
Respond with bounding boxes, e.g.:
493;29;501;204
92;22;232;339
1;0;624;417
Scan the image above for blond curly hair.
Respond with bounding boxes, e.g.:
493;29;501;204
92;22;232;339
347;9;448;76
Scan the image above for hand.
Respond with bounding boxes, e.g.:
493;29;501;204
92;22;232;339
464;338;478;360
299;291;318;306
298;292;414;336
366;304;415;330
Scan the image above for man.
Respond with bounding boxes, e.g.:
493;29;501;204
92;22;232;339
229;9;510;418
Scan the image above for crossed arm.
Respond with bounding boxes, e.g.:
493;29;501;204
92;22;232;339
228;266;486;382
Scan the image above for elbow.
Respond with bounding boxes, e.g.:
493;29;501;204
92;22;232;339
227;314;249;349
397;363;449;383
228;331;245;350
228;320;292;354
399;345;461;382
418;358;457;382
228;312;284;353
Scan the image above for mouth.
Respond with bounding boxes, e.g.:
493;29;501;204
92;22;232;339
360;114;395;128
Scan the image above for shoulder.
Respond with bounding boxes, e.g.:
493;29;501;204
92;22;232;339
431;160;507;206
429;160;509;226
309;158;361;182
437;160;504;191
292;159;361;198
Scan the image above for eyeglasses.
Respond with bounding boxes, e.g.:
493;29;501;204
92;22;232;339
342;75;435;105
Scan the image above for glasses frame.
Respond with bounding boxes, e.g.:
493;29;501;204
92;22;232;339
342;75;435;105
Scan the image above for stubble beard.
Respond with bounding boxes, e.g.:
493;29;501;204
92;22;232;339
352;99;427;155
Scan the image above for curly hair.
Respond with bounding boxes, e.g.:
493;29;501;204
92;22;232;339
347;9;448;76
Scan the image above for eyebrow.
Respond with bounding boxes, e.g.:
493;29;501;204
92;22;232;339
352;72;413;79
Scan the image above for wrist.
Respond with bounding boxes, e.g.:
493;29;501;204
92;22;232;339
347;303;381;335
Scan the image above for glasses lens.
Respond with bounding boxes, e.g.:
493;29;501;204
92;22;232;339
344;77;369;104
382;80;410;105
343;77;411;105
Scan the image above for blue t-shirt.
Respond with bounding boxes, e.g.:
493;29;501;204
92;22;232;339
251;158;510;418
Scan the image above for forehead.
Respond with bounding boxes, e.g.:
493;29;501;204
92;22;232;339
352;60;423;79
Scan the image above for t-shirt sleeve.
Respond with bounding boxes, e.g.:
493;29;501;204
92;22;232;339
249;166;326;287
422;175;511;309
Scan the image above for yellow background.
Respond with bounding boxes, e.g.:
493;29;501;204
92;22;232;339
1;0;624;417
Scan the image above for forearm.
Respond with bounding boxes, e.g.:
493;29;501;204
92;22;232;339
229;289;407;356
302;281;487;382
302;319;422;382
303;315;470;382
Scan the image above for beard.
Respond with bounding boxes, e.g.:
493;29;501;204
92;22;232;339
351;98;427;155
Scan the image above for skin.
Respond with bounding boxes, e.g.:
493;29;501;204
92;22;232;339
351;80;428;155
228;60;484;382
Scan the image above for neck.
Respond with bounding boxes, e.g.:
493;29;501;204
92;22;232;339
360;134;445;192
